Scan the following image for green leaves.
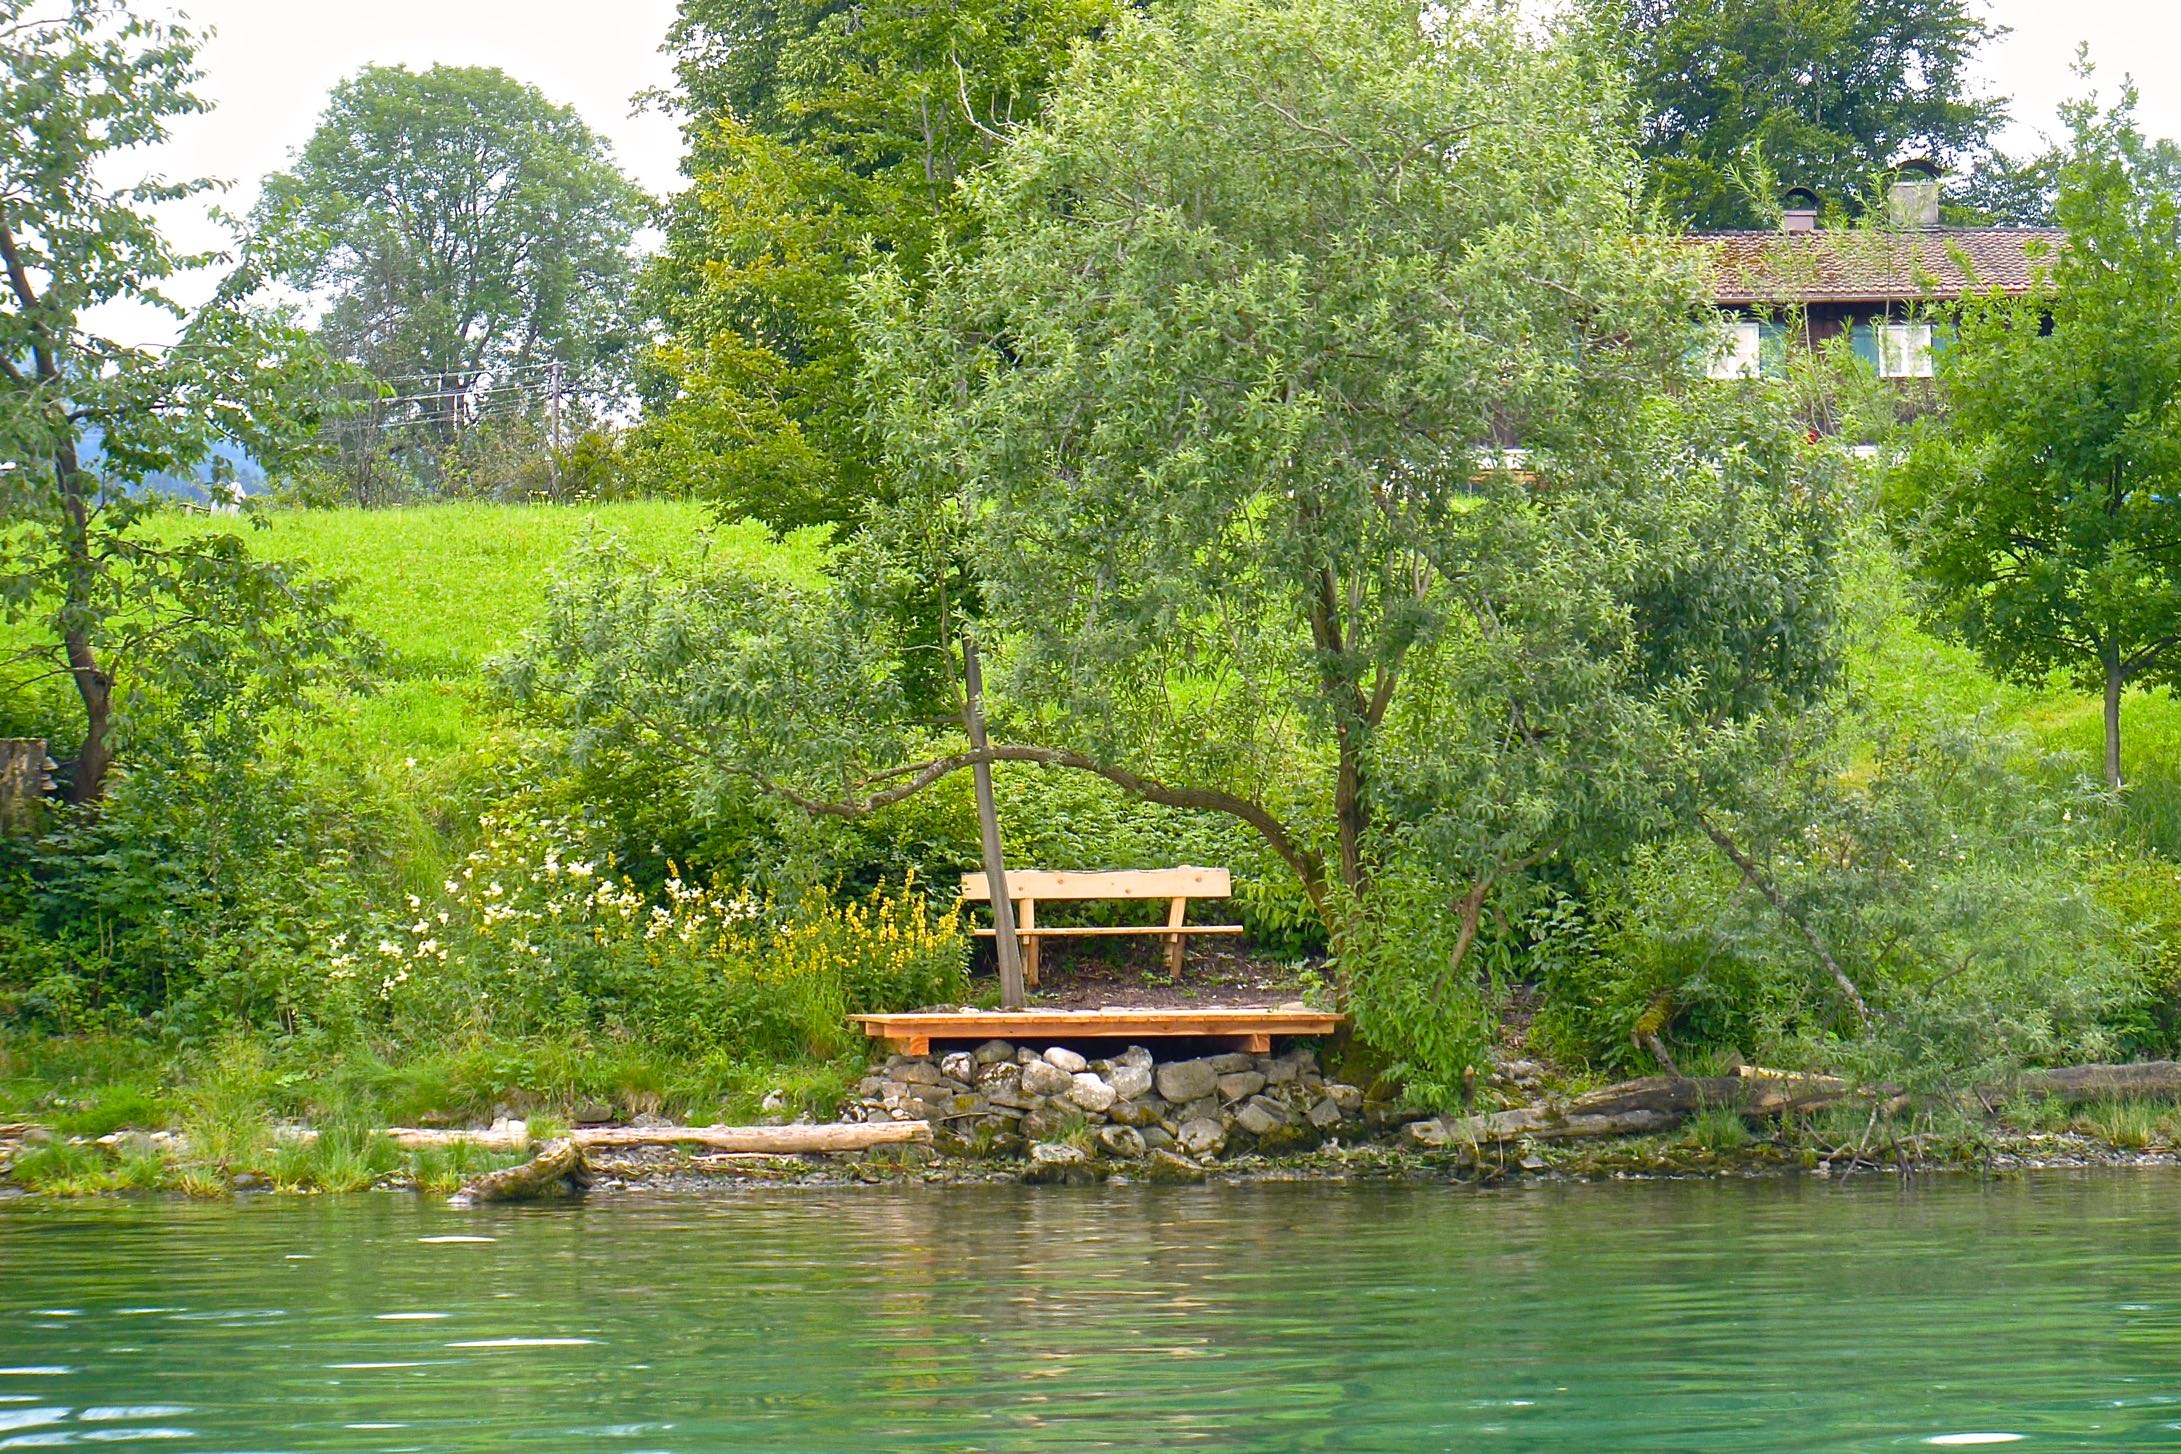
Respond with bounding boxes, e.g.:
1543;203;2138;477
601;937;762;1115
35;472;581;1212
1589;0;2005;228
1891;81;2181;786
248;62;645;473
632;0;1120;526
0;0;362;800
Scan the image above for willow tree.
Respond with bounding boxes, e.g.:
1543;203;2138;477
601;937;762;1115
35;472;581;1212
510;0;1844;1085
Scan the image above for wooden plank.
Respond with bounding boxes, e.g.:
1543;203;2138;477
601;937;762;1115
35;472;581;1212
969;924;1246;938
961;867;1232;901
1166;895;1187;981
851;1009;1344;1045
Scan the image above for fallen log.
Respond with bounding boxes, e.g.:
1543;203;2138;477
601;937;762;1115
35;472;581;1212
1406;1067;1875;1149
1404;1060;2181;1150
449;1137;585;1206
569;1121;932;1153
2011;1062;2181;1104
385;1125;531;1151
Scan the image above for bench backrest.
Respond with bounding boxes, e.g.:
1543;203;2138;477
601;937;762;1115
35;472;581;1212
960;867;1231;902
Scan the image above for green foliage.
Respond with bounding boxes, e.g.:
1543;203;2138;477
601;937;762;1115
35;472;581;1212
634;0;1120;526
518;0;1852;1097
252;63;645;503
320;787;966;1061
1683;1106;1754;1153
1890;80;2181;791
1587;0;2005;228
2071;1096;2170;1151
1534;714;2155;1087
0;0;355;802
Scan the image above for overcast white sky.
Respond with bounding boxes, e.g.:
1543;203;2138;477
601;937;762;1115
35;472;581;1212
83;0;2181;343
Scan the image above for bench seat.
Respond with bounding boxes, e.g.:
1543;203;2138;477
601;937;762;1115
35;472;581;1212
961;867;1239;985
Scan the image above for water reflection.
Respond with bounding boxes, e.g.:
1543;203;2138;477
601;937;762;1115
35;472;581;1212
4;1176;2181;1450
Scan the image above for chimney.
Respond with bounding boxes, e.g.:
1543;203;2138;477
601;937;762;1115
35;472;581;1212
1887;160;1943;228
1781;187;1820;234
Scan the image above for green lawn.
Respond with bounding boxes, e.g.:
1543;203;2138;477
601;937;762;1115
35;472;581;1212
155;501;828;770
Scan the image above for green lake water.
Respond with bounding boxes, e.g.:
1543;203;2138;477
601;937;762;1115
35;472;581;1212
3;1173;2181;1450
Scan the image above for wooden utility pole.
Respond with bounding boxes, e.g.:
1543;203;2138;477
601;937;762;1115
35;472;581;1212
546;360;564;497
961;635;1026;1009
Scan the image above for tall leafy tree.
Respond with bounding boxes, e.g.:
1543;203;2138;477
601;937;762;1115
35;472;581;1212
511;0;1846;1088
0;0;351;803
631;0;1119;527
254;65;645;436
1589;0;2006;228
1892;84;2181;792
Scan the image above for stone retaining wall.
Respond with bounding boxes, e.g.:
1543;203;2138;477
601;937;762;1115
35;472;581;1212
844;1041;1415;1182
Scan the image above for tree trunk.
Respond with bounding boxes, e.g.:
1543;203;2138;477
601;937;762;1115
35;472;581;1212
55;440;113;805
2104;649;2125;791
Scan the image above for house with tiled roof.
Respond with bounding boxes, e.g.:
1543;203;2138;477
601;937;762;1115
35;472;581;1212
1693;170;2062;381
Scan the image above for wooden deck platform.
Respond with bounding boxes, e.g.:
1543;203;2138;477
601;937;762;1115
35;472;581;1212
850;1007;1346;1057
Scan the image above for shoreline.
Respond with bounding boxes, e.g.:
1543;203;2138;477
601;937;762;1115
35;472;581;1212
11;1126;2181;1201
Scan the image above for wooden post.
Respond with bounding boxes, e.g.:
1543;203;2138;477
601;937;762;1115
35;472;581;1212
961;635;1026;1010
0;740;54;837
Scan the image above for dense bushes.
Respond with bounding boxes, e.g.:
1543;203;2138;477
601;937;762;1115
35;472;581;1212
335;796;965;1060
1531;718;2164;1086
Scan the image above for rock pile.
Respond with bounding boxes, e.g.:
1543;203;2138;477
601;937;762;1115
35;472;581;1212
845;1041;1408;1178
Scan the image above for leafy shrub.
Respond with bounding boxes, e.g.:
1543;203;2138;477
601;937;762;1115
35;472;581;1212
1533;719;2156;1087
339;798;966;1060
1339;855;1506;1109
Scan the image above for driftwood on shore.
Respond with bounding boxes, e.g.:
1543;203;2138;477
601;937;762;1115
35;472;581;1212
1405;1068;1862;1148
569;1121;931;1153
447;1137;585;1206
1404;1062;2181;1150
447;1120;935;1204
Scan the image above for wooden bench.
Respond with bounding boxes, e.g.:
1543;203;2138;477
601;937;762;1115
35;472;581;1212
851;1007;1345;1057
961;867;1243;986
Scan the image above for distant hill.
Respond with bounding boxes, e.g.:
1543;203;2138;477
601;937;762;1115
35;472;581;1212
77;427;267;503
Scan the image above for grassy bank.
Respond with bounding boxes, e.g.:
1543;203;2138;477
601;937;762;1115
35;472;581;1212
164;501;827;769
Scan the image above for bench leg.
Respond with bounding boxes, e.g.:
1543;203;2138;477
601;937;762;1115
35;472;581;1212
887;1035;930;1057
1166;896;1186;981
1017;899;1039;988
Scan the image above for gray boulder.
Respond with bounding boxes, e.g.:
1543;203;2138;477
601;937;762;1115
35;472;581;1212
1176;1117;1228;1157
1108;1064;1154;1102
1020;1059;1076;1097
973;1039;1017;1065
1043;1046;1089;1074
1067;1073;1119;1114
1234;1096;1290;1137
1217;1070;1267;1103
1145;1148;1207;1183
1096;1124;1147;1160
1307;1097;1345;1129
1156;1058;1220;1104
1022;1142;1099;1185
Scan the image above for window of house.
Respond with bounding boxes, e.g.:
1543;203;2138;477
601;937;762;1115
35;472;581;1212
1707;318;1763;380
1879;321;1935;379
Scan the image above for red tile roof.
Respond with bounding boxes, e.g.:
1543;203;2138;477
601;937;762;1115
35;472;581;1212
1695;228;2065;305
